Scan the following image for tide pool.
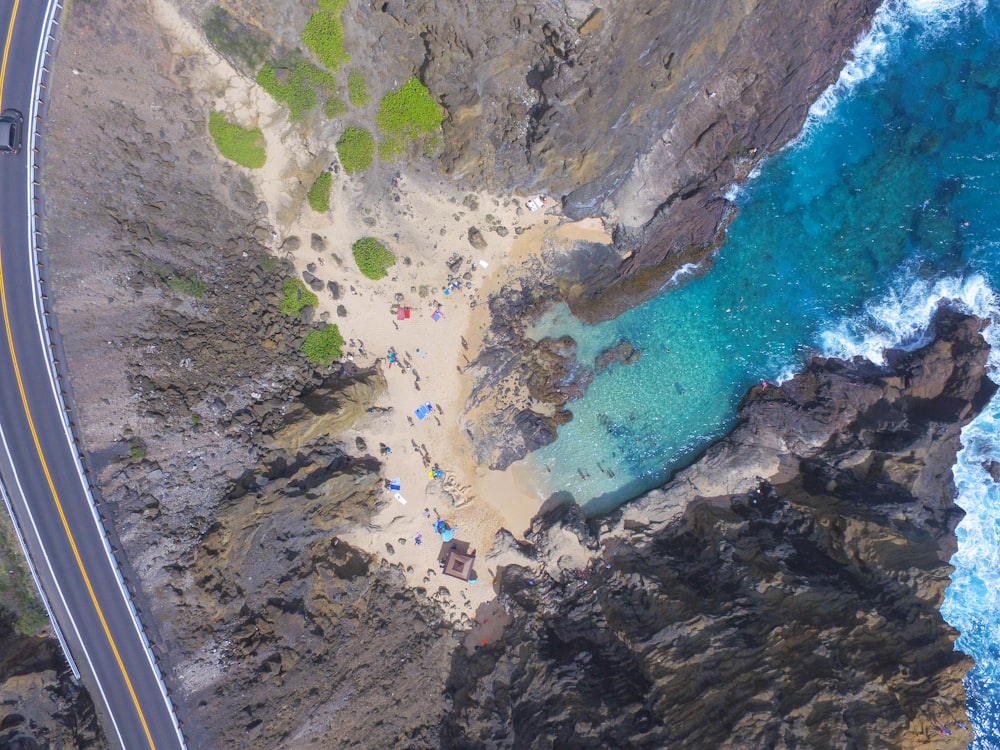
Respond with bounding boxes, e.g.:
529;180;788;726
527;0;1000;744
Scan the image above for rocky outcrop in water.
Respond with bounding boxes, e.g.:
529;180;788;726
594;340;642;373
460;272;592;470
443;308;989;748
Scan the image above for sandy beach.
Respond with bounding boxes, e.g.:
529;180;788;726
287;178;560;619
148;0;613;621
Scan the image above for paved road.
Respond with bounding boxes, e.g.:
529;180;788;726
0;1;185;748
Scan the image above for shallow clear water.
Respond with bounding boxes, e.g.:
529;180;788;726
528;0;1000;743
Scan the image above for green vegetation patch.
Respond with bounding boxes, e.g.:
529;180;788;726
302;0;350;71
208;111;266;169
307;172;333;212
302;325;345;366
280;277;319;316
376;77;445;146
0;511;49;635
378;135;404;161
128;437;148;460
336;127;375;174
168;274;207;298
257;61;339;121
347;69;370;107
324;96;347;119
351;237;396;280
202;5;272;71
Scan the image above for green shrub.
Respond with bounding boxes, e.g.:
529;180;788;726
307;172;333;212
376;77;445;140
302;0;350;71
128;437;148;460
208;111;266;168
351;237;395;280
378;135;404;161
336;127;375;174
257;60;339;121
348;69;369;107
423;133;442;158
257;63;313;120
323;96;346;119
168;274;207;298
302;325;345;366
280;278;319;316
0;512;50;635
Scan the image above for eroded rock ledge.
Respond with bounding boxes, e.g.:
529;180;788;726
443;308;990;749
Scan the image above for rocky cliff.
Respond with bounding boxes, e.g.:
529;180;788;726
39;2;463;746
369;0;881;319
207;0;878;318
0;605;108;750
443;308;988;749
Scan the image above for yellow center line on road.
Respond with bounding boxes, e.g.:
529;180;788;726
0;4;157;749
0;0;16;107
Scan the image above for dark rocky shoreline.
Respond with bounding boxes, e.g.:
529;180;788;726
444;308;989;749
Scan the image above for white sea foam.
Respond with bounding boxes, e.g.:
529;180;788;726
666;262;700;287
944;390;1000;740
805;0;986;135
819;266;1000;737
724;160;765;204
818;273;998;364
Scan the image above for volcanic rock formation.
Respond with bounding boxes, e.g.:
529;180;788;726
443;308;989;749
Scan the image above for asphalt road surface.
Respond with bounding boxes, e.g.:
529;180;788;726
0;1;185;748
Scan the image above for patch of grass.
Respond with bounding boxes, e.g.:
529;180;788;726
336;127;375;174
0;512;49;635
324;96;347;119
280;278;319;316
423;133;442;158
302;0;350;71
378;135;404;161
302;325;345;366
307;172;333;212
257;60;339;121
351;237;395;280
128;437;148;460
202;6;272;71
208;111;266;168
376;77;445;141
347;69;369;107
260;253;276;272
168;274;207;298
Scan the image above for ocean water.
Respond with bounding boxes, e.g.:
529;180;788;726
527;0;1000;744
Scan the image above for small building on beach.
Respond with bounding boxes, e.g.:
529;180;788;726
442;549;476;582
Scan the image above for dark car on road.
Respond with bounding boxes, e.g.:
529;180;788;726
0;109;23;155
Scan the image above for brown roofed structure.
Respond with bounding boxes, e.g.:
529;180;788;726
442;549;476;581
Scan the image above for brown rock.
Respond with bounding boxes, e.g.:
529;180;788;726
467;226;487;250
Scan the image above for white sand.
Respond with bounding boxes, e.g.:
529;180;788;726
148;0;613;621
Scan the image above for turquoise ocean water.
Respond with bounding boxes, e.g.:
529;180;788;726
528;1;1000;743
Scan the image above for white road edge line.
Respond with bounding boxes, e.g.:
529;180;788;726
0;423;128;750
22;0;187;747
